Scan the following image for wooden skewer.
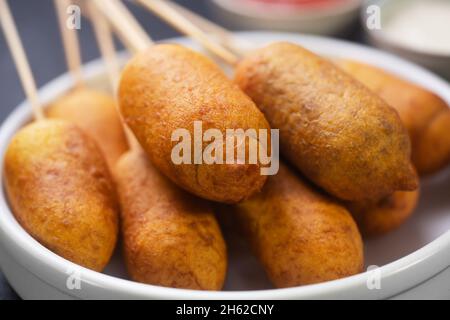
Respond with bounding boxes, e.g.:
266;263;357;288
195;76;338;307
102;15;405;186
164;0;249;57
54;0;84;87
135;0;239;66
87;0;141;152
0;0;44;121
87;1;120;90
92;0;153;54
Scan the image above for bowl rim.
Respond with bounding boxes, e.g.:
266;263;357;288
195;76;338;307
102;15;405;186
0;32;449;299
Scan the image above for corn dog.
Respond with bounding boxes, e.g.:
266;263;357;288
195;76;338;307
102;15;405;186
5;120;119;271
348;189;419;237
47;87;128;169
232;164;364;288
337;60;450;175
114;150;227;290
119;44;271;203
235;42;418;202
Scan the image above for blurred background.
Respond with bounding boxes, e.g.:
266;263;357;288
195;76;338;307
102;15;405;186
0;0;449;300
0;0;367;128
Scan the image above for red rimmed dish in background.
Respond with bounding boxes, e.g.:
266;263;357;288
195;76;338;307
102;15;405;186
209;0;362;35
233;0;353;11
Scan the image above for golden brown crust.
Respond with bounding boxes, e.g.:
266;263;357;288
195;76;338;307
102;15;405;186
348;189;419;238
119;44;270;203
414;112;450;174
47;87;129;169
233;164;364;288
4;119;119;271
114;150;227;290
337;60;450;175
235;42;418;202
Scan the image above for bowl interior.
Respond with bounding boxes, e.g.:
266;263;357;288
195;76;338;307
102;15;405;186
0;33;449;298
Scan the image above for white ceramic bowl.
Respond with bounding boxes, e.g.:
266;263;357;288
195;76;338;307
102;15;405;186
209;0;362;36
362;0;450;79
0;32;449;300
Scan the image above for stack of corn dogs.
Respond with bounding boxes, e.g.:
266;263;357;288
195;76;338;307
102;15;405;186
1;0;449;291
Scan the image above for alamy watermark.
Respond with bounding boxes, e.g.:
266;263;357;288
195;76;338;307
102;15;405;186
65;4;81;30
366;265;381;290
171;121;280;175
365;5;381;30
66;267;82;290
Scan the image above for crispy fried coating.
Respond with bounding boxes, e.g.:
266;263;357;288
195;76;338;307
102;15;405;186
232;164;364;288
47;87;128;169
235;42;418;202
4;120;119;271
337;60;450;175
114;150;227;290
348;189;419;237
119;44;270;203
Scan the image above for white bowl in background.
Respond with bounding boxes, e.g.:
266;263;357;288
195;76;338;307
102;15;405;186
209;0;362;36
362;0;450;79
0;32;449;300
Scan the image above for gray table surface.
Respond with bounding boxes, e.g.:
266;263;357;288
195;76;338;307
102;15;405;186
0;0;364;300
